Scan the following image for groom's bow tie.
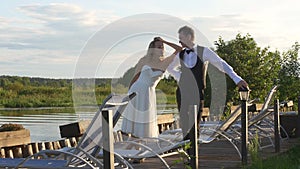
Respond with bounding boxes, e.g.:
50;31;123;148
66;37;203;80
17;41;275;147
186;49;194;54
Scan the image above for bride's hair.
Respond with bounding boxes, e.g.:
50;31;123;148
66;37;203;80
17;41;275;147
148;37;161;48
133;37;167;76
146;37;161;57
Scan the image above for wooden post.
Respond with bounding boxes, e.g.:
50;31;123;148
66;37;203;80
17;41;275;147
174;118;180;129
64;139;71;147
53;141;61;150
189;105;198;169
117;131;123;142
31;142;39;154
12;146;23;158
5;148;14;158
102;110;115;169
274;99;280;152
241;100;248;165
0;148;5;158
59;139;66;148
22;144;33;157
70;137;78;147
38;142;46;151
113;132;119;142
76;136;80;142
166;123;170;130
45;142;54;150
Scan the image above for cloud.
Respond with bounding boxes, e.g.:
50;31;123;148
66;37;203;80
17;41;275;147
14;4;105;50
0;42;38;50
17;3;117;30
1;1;299;78
0;47;77;78
0;3;119;51
0;3;121;77
0;17;9;27
189;13;300;51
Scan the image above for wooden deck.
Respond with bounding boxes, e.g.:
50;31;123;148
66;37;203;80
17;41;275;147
130;137;299;169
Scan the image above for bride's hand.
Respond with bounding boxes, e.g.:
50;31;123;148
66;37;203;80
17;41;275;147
154;37;164;42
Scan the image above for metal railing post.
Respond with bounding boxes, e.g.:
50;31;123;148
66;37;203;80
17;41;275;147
241;100;248;165
274;99;280;152
298;96;300;115
189;105;198;169
102;110;115;169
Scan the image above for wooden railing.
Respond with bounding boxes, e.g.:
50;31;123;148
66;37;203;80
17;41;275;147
0;113;178;159
0;137;79;158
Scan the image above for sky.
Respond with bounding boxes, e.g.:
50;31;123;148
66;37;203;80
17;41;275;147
1;0;300;78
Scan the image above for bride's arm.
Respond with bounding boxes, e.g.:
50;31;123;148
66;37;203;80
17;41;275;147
155;37;182;56
156;37;181;66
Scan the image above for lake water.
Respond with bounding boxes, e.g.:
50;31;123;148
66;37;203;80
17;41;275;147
0;108;95;142
0;106;177;142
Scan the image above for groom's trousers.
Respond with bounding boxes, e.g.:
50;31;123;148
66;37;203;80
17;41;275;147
176;87;204;141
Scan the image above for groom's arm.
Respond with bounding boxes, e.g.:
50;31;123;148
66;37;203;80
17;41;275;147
203;47;249;89
203;47;243;84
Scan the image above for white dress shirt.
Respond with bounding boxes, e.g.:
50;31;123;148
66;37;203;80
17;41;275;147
166;45;243;84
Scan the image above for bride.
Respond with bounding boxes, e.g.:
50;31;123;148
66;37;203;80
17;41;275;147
121;37;181;137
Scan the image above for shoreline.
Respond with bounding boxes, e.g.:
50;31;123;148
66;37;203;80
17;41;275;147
0;104;178;112
0;107;74;111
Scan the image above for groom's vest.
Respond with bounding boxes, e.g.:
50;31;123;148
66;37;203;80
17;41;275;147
178;46;208;99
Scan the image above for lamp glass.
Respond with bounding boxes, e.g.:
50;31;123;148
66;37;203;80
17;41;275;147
239;88;250;101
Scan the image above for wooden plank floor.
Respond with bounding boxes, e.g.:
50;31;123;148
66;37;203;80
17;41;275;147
130;137;300;169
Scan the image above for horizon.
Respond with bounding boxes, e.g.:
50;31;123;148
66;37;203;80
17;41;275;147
0;74;118;80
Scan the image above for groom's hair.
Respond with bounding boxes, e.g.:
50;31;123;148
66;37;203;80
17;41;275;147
178;25;195;41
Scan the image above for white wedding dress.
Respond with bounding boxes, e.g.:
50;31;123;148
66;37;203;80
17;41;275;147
121;65;163;137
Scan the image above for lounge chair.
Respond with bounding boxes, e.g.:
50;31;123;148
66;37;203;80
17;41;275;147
246;85;289;148
0;92;136;169
157;99;258;159
148;86;280;162
112;99;260;167
101;88;283;168
230;85;289;149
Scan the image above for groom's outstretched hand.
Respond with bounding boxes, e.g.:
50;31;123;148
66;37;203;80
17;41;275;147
237;80;250;90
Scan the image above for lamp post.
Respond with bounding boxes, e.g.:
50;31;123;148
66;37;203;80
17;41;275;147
239;87;250;166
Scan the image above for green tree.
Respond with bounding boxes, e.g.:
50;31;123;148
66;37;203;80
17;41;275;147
215;33;281;104
0;78;10;88
118;66;135;87
7;81;24;93
278;42;300;106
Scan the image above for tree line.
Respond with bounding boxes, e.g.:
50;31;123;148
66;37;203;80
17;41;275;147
214;34;299;109
0;33;299;109
0;76;112;107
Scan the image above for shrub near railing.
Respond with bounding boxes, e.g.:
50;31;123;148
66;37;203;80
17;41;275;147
0;123;24;132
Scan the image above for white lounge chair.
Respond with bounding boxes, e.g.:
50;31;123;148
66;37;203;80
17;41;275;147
112;100;259;168
146;86;279;162
230;85;289;149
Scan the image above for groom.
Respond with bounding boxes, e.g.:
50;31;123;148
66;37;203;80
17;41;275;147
167;25;249;140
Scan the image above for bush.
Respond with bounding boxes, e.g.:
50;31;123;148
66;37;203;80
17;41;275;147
0;123;25;132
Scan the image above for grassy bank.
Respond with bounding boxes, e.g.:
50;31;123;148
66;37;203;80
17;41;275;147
0;76;178;108
248;139;300;169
